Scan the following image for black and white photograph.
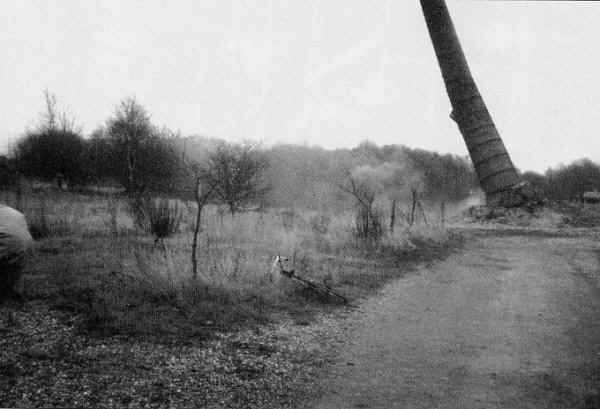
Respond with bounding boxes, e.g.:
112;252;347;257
1;0;599;408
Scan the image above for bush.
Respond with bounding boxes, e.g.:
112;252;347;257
130;197;182;242
15;128;89;188
12;90;89;188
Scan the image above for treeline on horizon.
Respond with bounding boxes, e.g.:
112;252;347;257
521;161;600;202
0;92;598;210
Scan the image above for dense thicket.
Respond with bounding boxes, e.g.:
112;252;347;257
13;91;89;187
521;159;600;201
258;141;478;211
15;128;88;187
11;95;184;195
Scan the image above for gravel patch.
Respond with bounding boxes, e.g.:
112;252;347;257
0;300;351;408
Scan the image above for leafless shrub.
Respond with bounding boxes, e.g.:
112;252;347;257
339;169;384;241
198;142;269;215
130;197;182;243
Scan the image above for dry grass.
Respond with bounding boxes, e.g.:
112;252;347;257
2;188;457;338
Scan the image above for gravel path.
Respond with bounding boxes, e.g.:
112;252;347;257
312;232;600;409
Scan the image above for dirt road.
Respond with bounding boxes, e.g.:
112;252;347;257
314;232;600;409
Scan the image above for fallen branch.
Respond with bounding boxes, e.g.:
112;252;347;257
274;256;348;304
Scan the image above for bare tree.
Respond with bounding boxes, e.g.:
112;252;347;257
41;89;58;132
106;97;153;196
191;176;215;280
199;142;269;215
39;89;80;134
338;168;383;240
105;97;182;197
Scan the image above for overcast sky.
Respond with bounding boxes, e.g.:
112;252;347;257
1;0;599;172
